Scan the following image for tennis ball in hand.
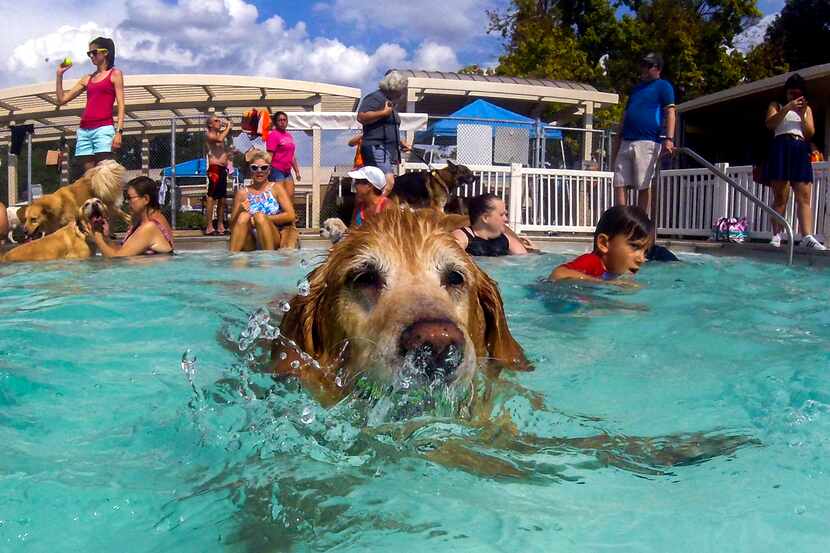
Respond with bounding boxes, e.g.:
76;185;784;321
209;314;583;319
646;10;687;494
61;57;72;67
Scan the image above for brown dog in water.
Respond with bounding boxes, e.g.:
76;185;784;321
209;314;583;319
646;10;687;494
17;160;127;238
2;198;109;262
272;207;530;405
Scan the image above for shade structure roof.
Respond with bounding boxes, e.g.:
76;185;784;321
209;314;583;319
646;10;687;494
394;69;619;120
428;99;562;138
0;74;362;144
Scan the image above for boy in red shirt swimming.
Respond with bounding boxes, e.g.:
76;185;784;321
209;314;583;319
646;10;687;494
550;205;653;284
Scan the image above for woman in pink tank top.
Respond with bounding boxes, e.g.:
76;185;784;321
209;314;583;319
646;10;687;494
55;36;125;171
83;176;174;257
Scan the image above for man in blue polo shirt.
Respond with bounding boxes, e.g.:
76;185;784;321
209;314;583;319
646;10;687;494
613;53;676;213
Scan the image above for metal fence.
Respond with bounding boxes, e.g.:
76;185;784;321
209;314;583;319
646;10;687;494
2;115;333;230
409;115;614;171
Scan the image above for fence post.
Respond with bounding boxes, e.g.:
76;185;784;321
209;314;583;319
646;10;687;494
713;162;729;221
170;118;177;230
26;131;32;202
509;163;523;232
7;148;17;206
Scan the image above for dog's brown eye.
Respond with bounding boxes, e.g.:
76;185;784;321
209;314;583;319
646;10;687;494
350;268;383;289
442;269;465;288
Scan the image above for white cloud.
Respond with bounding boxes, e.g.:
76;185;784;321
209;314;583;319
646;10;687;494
326;0;495;45
1;0;461;92
412;41;459;72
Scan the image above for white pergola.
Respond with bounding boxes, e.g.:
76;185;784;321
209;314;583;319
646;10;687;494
0;74;362;226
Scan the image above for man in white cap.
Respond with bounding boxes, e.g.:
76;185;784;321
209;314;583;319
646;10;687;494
349;165;391;226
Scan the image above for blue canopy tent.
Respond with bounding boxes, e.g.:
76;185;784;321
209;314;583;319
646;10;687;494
428;99;562;139
418;99;564;167
162;157;208;177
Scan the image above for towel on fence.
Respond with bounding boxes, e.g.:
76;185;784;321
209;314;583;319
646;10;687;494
232;132;265;155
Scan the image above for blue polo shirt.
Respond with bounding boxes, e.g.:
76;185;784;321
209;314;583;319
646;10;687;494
621;78;675;142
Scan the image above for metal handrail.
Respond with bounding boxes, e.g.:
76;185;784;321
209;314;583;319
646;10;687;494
669;147;794;266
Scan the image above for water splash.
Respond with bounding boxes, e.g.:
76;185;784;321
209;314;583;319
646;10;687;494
297;279;310;297
279;301;291;313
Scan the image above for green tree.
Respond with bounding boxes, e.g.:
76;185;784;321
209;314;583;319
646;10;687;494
765;0;830;71
489;0;760;104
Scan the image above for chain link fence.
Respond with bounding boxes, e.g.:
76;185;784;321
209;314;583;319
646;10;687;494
408;115;613;171
3;115;343;231
4;114;609;231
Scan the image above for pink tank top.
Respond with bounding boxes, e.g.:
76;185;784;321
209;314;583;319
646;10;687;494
79;70;116;129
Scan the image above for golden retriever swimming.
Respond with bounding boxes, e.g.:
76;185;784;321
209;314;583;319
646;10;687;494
272;207;530;406
263;207;756;477
17;160;127;238
2;198;108;262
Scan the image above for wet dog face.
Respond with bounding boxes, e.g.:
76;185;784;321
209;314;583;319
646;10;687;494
275;208;529;403
79;198;109;230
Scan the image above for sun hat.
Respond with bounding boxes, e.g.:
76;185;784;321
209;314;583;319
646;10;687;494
348;165;386;192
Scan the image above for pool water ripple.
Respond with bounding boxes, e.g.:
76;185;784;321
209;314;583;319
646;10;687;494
1;250;829;551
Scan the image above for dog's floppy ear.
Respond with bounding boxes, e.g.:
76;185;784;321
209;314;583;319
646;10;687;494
16;206;27;223
272;262;345;404
474;266;532;373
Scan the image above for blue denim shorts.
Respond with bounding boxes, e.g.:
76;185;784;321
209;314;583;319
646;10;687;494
269;167;291;181
75;125;115;156
359;143;395;174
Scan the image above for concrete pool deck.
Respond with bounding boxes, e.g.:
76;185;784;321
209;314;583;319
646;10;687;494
166;230;830;267
3;229;827;267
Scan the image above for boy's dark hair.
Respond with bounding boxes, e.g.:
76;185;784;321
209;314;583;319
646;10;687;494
90;36;115;69
593;205;653;249
468;193;499;225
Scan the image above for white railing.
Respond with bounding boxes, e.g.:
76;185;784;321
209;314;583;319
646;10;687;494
401;160;830;241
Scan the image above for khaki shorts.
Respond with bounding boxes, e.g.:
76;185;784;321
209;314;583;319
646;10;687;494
613;140;662;190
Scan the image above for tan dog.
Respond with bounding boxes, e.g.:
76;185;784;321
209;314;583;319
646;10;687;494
17;160;127;238
2;198;108;262
272;207;530;406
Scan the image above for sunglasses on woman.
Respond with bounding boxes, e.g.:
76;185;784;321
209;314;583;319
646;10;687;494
249;164;270;172
87;48;108;58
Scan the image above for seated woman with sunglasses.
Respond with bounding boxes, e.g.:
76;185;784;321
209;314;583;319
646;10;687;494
229;151;297;251
82;176;174;256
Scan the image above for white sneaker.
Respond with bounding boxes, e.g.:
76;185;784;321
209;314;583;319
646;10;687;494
769;232;784;248
800;235;827;251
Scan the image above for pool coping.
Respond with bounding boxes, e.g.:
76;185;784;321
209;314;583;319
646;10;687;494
3;231;828;267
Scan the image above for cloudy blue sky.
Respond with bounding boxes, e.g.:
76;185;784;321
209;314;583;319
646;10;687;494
1;0;786;93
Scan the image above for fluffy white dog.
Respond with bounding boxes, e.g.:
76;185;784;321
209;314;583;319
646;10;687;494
320;217;348;244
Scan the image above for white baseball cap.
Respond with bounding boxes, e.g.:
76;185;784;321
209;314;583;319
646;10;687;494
348;165;386;192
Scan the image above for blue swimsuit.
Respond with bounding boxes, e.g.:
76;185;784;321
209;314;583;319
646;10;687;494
247;185;281;216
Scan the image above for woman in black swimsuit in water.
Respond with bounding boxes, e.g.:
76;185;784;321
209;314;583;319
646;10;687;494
451;193;528;256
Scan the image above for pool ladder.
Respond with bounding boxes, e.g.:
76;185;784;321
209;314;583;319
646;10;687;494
655;147;794;266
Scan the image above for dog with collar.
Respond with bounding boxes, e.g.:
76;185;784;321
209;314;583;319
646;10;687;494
390;160;477;212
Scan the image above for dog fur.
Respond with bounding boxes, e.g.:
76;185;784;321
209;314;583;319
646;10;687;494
272;207;530;405
17;160;127;238
2;198;108;262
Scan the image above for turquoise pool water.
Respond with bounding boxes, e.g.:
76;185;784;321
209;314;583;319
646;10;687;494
1;250;828;552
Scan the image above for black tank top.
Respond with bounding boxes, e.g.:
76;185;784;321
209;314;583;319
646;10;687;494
461;227;510;257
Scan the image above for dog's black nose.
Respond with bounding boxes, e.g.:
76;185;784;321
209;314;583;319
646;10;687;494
399;319;465;382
